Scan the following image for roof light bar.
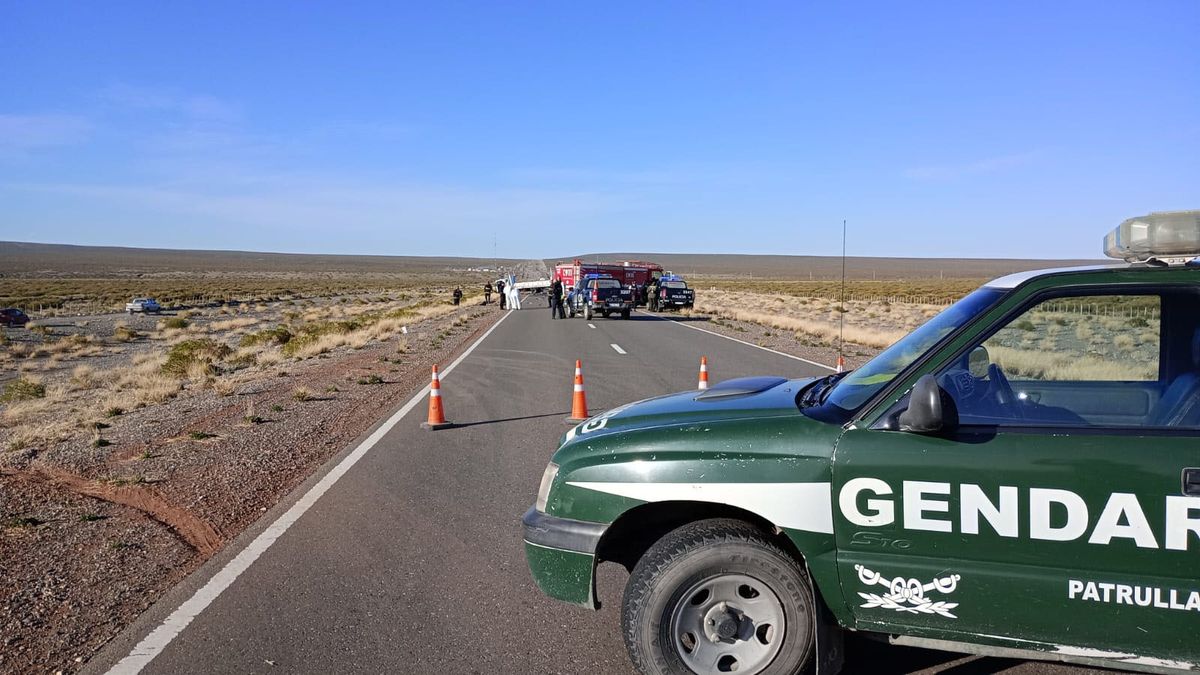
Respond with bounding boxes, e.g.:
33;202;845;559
1104;210;1200;262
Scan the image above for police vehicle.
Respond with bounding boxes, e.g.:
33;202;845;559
523;211;1200;675
649;274;695;312
568;273;635;320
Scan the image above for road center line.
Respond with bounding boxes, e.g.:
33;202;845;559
610;343;627;355
108;310;514;674
587;323;596;329
663;317;836;371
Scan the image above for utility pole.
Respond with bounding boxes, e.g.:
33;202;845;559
838;220;847;372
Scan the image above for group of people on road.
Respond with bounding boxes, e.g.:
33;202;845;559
480;278;518;309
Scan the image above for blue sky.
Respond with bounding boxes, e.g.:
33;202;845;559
1;1;1197;259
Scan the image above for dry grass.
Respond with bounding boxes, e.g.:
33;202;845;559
210;317;261;332
0;284;481;453
988;345;1156;381
688;289;921;349
70;364;99;390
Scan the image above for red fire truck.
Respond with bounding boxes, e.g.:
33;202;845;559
553;260;663;298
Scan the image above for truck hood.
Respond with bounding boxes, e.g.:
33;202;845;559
561;376;815;446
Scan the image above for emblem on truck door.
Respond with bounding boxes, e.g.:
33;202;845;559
855;564;961;619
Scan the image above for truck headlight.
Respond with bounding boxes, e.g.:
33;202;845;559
535;463;559;513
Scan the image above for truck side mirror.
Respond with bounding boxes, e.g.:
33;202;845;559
967;346;991;378
898;374;957;434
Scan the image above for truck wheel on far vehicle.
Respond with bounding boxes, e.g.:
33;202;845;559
621;308;631;319
622;518;816;675
602;309;611;318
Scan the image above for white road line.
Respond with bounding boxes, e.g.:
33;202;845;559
587;323;596;329
664;317;837;371
610;343;627;355
108;311;514;675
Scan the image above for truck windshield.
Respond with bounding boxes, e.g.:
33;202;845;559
805;287;1004;421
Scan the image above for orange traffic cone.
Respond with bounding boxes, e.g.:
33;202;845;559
697;356;709;390
566;359;590;422
421;364;453;430
836;355;846;373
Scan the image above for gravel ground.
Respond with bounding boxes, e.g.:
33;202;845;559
0;300;504;675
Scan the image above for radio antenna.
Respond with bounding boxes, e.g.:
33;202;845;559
837;219;847;373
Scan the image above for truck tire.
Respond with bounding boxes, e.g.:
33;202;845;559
602;310;611;318
622;519;814;675
584;305;593;321
621;309;631;320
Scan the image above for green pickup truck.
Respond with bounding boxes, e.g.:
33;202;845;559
523;211;1200;675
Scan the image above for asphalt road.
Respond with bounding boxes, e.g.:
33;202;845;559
89;306;1103;675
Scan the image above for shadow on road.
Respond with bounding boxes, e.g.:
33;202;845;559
623;313;711;323
452;411;570;428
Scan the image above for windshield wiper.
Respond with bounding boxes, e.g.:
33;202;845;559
798;371;850;408
799;373;837;407
817;371;850;404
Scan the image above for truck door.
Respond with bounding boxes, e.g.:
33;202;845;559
832;288;1200;665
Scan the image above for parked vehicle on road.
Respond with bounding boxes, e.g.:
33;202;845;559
524;210;1200;674
648;274;694;311
0;308;30;327
125;298;161;314
567;274;634;320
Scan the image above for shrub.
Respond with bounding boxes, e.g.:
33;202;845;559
160;317;190;330
358;374;384;385
292;387;313;402
1014;320;1037;332
71;365;98;390
1;377;46;402
161;339;232;377
240;325;293;347
1128;317;1149;328
114;324;139;342
105;406;125;417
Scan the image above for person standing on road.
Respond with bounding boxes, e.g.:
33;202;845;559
497;279;506;309
484;282;493;305
507;274;521;310
550;278;565;319
646;277;660;312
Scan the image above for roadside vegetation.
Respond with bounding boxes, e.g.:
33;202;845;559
0;288;483;453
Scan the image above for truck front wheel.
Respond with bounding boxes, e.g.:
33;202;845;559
622;519;814;675
621;309;631;319
584;305;593;320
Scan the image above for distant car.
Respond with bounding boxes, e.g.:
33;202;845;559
0;308;29;327
125;298;161;314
